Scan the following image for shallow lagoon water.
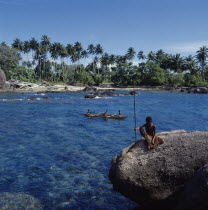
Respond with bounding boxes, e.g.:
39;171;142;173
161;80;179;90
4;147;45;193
0;91;207;209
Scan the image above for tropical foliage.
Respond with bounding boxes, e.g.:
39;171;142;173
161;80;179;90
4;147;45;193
0;35;208;87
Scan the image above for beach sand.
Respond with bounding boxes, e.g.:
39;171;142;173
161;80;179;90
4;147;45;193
0;81;163;93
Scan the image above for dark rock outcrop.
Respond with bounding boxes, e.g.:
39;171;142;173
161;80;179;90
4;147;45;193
82;86;97;93
109;130;208;210
175;164;208;210
129;90;139;95
84;94;96;99
26;96;49;100
0;193;42;209
96;89;118;96
186;87;208;94
82;86;119;98
0;69;6;88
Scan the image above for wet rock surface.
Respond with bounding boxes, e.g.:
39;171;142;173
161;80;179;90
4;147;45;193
109;130;208;210
82;86;140;98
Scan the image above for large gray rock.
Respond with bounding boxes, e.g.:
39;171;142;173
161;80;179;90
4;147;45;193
109;130;208;209
0;192;42;209
0;69;6;88
175;164;208;210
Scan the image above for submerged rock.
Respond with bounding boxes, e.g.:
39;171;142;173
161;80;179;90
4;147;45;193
0;192;42;209
109;130;208;210
26;96;49;100
84;94;96;99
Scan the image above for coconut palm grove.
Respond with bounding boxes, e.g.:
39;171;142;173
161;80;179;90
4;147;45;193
1;34;208;87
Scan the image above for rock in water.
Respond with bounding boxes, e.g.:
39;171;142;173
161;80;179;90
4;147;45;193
175;164;208;210
0;68;6;88
109;130;208;209
0;193;42;209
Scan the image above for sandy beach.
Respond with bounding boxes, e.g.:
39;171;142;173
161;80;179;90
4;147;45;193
1;82;160;93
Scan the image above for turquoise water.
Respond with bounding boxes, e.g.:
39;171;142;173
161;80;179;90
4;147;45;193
0;91;207;209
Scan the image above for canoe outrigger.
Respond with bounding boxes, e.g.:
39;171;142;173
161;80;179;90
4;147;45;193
83;113;127;120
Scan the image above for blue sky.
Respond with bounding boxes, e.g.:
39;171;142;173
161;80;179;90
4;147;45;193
1;0;208;57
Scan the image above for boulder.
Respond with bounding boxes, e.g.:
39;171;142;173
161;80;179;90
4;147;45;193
9;79;21;89
187;87;208;94
82;86;97;93
99;83;113;88
0;192;42;209
163;86;176;91
129;90;139;95
84;94;96;99
175;164;208;210
195;87;208;94
97;89;118;96
26;96;49;100
0;69;6;88
109;130;208;209
84;88;119;98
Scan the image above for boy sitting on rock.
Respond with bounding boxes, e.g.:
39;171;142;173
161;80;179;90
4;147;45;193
134;116;164;150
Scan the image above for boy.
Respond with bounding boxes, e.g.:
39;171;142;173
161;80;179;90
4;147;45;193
134;116;164;150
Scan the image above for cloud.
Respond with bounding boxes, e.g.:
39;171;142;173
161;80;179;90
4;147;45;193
165;41;208;53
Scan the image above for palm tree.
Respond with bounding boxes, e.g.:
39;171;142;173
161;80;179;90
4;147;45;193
34;44;44;79
66;43;74;65
95;44;103;74
74;42;83;68
66;44;76;82
171;54;184;73
156;49;165;64
137;51;146;62
115;55;127;65
87;44;96;74
184;55;197;75
108;54;116;80
41;35;51;79
95;44;103;56
196;46;208;81
126;47;136;62
147;51;155;62
50;42;59;82
23;41;31;63
1;42;7;47
93;56;99;75
81;50;88;66
101;53;110;80
58;44;68;82
12;38;23;52
29;37;39;69
109;54;115;65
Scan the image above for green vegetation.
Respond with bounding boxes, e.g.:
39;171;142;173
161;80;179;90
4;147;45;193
1;35;208;87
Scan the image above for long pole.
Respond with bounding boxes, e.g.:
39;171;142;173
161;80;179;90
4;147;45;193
134;85;137;141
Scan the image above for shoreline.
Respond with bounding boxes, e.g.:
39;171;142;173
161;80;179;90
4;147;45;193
0;83;164;93
0;82;207;94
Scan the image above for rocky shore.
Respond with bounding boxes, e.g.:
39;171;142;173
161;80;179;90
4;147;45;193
0;69;207;94
109;130;208;210
1;79;208;95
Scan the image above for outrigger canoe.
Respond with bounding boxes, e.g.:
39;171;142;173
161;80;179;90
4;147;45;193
83;113;127;120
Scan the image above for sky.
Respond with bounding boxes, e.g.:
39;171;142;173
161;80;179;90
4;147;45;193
1;0;208;58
